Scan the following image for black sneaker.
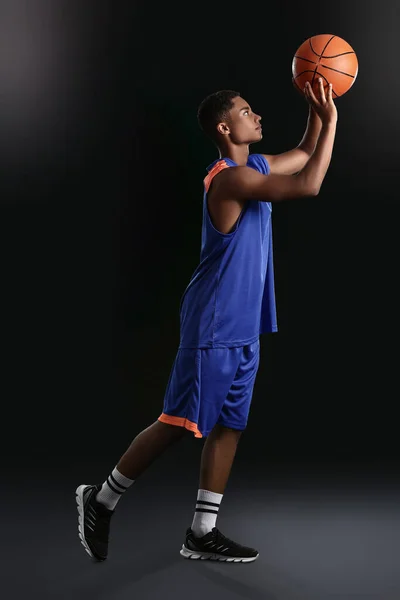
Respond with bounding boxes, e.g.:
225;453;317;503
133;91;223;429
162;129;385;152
180;527;259;563
75;484;114;561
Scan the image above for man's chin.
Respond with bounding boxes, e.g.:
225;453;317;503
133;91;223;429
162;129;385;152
249;133;263;145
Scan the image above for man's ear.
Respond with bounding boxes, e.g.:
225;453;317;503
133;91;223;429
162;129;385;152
217;122;230;136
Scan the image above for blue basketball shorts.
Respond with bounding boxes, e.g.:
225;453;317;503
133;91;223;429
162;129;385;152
158;339;260;438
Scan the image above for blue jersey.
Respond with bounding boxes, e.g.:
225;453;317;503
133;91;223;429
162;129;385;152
179;153;278;349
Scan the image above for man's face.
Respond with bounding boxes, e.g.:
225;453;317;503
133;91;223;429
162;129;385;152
219;96;262;144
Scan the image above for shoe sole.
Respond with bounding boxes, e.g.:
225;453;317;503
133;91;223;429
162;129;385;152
75;484;103;561
180;544;259;563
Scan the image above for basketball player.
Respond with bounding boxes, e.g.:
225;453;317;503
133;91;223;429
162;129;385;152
76;79;337;563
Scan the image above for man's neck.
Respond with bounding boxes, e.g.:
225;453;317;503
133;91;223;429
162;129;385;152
218;144;250;166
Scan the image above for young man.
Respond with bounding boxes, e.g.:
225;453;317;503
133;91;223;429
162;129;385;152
76;79;337;563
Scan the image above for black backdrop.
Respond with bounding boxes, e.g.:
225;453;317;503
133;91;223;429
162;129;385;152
1;0;399;471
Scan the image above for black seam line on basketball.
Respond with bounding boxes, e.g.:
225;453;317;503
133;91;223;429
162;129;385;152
195;508;219;514
322;51;355;59
294;55;317;65
110;472;128;490
311;65;318;87
309;38;321;58
295;69;318;78
196;500;220;507
312;35;335;88
320;35;336;59
319;64;355;78
106;478;124;494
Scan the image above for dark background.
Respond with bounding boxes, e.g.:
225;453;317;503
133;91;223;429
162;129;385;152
1;0;399;473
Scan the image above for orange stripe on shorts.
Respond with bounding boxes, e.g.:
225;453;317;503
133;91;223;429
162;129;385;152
158;413;203;438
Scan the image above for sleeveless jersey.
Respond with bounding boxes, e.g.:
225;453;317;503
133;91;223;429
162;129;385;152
179;153;277;349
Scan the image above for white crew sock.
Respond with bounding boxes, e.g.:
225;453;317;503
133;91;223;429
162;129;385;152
191;489;223;537
95;466;135;510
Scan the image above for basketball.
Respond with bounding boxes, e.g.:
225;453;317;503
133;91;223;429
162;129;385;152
292;34;358;98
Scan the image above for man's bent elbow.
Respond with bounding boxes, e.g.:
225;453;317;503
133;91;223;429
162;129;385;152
296;173;320;198
309;185;320;197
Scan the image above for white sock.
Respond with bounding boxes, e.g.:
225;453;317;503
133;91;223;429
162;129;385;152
95;466;135;510
191;489;223;537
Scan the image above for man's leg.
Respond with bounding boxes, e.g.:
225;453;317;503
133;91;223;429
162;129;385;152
95;420;187;509
182;423;258;562
180;342;260;562
76;420;187;561
199;424;242;494
191;424;241;537
117;420;188;480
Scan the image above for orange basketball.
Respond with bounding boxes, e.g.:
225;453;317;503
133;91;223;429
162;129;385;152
292;34;358;98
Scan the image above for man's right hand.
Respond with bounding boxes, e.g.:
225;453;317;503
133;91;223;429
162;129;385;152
304;78;337;125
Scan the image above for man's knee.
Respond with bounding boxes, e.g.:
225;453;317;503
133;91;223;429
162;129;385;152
156;420;189;438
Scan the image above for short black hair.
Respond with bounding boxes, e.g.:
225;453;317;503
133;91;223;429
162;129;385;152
197;90;241;141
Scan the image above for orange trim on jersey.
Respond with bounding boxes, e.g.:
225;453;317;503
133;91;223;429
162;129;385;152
158;413;203;438
203;159;230;193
